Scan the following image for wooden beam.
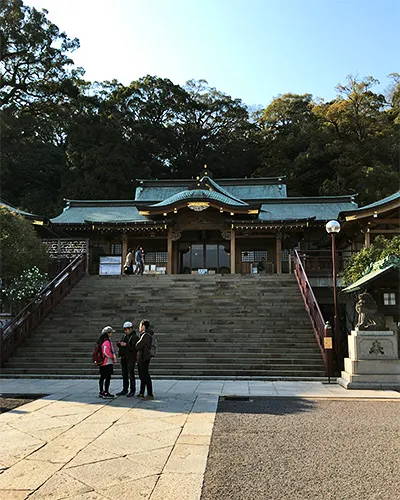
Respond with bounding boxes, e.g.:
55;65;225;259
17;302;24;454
370;229;400;233
369;218;400;225
364;231;371;248
276;234;282;274
236;234;277;239
121;233;128;274
345;199;400;221
167;227;173;274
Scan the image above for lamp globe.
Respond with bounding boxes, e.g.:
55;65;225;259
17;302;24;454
325;220;341;234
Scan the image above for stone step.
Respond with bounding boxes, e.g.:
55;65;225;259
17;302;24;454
0;366;325;376
5;359;324;370
0;369;325;376
4;274;325;378
5;353;323;363
11;343;322;354
0;374;328;381
18;341;320;351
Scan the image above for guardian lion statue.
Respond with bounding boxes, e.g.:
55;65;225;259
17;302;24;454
355;292;387;331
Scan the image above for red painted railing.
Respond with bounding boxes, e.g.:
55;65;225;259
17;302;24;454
293;250;332;376
0;254;86;366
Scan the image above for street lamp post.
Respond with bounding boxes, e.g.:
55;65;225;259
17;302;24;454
325;220;341;372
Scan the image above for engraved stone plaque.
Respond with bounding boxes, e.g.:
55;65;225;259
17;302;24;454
348;331;398;360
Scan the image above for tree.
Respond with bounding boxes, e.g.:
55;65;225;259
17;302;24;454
255;93;332;195
341;236;400;285
173;79;260;178
0;0;85;215
0;109;66;216
315;76;400;204
0;0;81;108
0;207;49;285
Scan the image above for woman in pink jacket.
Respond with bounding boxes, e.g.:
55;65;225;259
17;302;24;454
97;326;117;398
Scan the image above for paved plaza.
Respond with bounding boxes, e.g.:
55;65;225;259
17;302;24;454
0;379;399;499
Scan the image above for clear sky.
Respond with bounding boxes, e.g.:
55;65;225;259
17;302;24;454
26;0;399;107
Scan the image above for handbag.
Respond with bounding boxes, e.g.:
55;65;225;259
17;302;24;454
124;265;133;275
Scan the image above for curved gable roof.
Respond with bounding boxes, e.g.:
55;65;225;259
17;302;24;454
151;189;249;208
339;191;399;221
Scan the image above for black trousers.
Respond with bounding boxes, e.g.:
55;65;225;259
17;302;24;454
99;364;113;393
138;360;153;396
121;356;136;393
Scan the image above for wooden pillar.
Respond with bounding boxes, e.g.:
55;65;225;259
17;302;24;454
364;229;371;248
172;242;178;274
167;227;173;275
230;228;236;274
121;233;128;274
276;233;282;274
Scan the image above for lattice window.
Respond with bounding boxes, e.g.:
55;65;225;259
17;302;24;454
145;252;168;263
383;292;396;305
110;244;122;255
281;249;290;262
43;239;87;259
241;250;268;263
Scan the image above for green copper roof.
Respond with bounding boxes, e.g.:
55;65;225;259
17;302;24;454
258;197;357;221
0;200;43;219
339;191;399;217
51;196;357;224
205;177;250;204
343;256;400;293
220;182;287;202
135;186;185;202
358;191;400;210
152;189;248;207
51;204;147;224
135;177;287;202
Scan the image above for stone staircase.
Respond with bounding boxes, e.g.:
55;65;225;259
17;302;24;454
1;274;326;379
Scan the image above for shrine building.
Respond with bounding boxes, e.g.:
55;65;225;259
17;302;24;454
49;167;360;275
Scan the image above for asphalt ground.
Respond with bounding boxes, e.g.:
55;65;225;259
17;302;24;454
201;397;400;500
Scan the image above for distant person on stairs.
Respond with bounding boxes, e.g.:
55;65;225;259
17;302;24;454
123;248;134;275
116;321;138;397
97;326;117;398
135;246;145;275
135;319;154;399
257;257;266;275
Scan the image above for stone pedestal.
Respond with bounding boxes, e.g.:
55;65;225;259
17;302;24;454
338;330;400;390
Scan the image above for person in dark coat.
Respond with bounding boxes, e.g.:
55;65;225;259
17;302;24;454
135;319;154;399
116;321;138;397
257;257;266;275
135;246;144;275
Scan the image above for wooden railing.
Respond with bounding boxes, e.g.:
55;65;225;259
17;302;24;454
0;254;86;367
293;250;332;377
299;250;355;275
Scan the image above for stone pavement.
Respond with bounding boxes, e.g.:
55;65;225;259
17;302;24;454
0;379;399;500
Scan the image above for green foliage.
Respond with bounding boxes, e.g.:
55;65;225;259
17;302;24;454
0;0;81;107
0;207;49;286
0;3;398;214
2;266;48;313
257;77;400;204
1;108;66;216
341;236;400;285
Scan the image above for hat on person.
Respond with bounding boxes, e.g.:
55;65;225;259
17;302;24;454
123;321;133;329
101;326;115;335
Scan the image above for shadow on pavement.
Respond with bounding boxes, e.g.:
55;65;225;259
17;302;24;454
218;396;316;415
